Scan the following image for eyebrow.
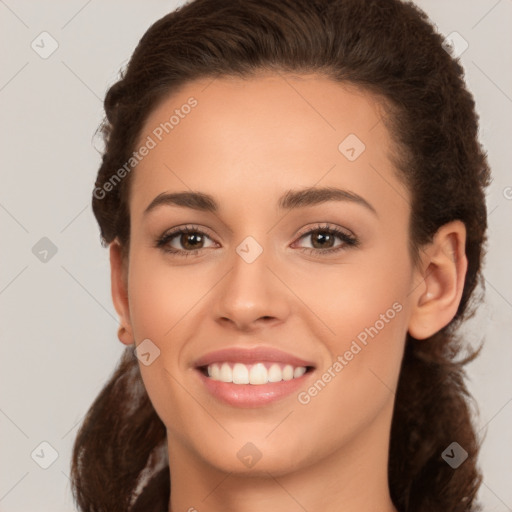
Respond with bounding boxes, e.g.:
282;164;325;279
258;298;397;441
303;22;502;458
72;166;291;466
143;186;377;216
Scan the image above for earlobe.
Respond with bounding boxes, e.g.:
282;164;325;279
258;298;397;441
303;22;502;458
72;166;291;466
110;239;134;346
408;221;468;340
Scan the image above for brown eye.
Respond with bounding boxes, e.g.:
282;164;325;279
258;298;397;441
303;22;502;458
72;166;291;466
293;224;359;255
309;230;337;249
156;226;217;256
180;232;206;250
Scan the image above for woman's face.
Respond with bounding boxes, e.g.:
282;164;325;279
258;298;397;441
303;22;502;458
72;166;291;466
117;73;419;476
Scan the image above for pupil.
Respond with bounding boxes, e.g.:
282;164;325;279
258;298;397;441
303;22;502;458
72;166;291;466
313;231;333;249
183;233;202;249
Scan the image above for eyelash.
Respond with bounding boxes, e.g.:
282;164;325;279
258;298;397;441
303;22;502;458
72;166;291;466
155;223;359;258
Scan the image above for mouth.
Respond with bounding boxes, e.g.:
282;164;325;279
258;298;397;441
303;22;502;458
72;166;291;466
197;362;315;385
192;347;317;408
193;347;316;408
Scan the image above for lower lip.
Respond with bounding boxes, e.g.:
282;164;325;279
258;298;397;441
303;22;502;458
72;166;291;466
195;368;314;408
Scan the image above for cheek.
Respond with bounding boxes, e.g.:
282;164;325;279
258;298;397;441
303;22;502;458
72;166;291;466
292;244;411;405
293;245;411;352
127;253;208;341
289;268;409;453
125;254;206;428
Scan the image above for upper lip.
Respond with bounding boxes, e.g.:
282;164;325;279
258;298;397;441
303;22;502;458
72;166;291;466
193;346;316;369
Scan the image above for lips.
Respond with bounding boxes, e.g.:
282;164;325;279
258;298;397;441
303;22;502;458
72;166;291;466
192;346;316;407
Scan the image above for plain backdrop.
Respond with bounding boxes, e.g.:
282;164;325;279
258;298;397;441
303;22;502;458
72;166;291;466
0;1;511;510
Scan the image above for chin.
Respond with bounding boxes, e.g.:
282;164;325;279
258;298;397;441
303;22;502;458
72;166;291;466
196;438;312;477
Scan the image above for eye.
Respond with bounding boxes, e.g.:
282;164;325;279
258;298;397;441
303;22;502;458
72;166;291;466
292;223;359;254
155;225;217;257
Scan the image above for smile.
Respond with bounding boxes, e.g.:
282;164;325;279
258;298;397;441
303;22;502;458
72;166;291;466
201;362;310;385
193;346;316;407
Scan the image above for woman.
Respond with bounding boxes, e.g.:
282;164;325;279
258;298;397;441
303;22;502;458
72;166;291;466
71;0;490;510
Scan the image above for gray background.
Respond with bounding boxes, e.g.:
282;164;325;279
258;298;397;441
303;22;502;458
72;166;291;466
0;1;511;510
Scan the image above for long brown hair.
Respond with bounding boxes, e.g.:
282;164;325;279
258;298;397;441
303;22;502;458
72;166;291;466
71;0;491;510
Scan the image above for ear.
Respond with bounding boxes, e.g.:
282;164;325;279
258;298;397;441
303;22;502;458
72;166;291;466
408;220;468;340
110;239;134;345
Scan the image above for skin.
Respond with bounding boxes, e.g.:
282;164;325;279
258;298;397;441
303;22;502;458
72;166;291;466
110;73;467;512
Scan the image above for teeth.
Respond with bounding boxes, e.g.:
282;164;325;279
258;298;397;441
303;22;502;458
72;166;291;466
204;362;308;385
268;363;283;382
293;366;306;378
219;363;232;382
249;363;268;385
208;363;220;380
232;363;249;384
282;365;294;381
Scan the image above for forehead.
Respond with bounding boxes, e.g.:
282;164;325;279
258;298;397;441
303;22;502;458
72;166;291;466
129;73;408;220
138;73;389;151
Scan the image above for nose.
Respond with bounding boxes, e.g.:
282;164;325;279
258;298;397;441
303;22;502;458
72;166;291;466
213;246;291;332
